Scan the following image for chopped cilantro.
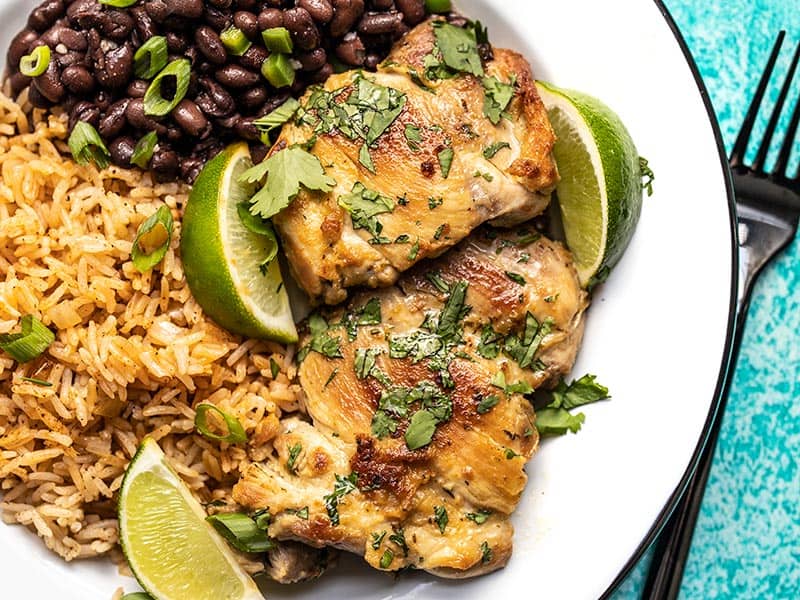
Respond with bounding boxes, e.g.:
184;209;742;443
438;147;454;178
466;509;491;525
405;409;438;450
338;182;394;242
371;410;398;438
433;223;446;240
516;230;541;245
504;448;520;459
482;76;515;125
253;508;271;529
397;194;409;206
474;170;494;181
518;252;530;263
389;528;408;556
551;374;610;409
323;367;338;388
477;323;501;359
476;394;500;414
429;21;484;77
395;234;411;244
371;530;387;550
505;271;526;285
297;313;342;362
535;407;586;436
404;123;422;151
428;196;443;210
426;271;449;292
343;297;382;341
434;505;448;534
240;146;336;220
480;541;493;564
544;294;559;303
408;239;420;261
323;473;358;526
491;371;534;395
359;142;375;172
252;97;301;142
483;141;510;159
354;347;388;384
286;442;302;474
503;312;552;369
285;506;309;519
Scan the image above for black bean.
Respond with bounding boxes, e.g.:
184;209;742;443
250;143;269;164
62;64;95;94
109;136;136;166
214;64;259;88
371;0;394;9
101;9;134;40
27;0;64;32
98;99;130;138
330;0;364;38
395;0;424;25
27;83;52;108
143;0;170;22
96;44;133;90
175;0;203;18
58;28;87;51
238;45;268;70
234;0;258;11
297;47;327;71
94;90;112;112
165;126;183;142
298;0;333;24
358;11;401;35
125;98;167;133
195;26;227;65
127;79;149;98
198;77;236;116
173;99;210;136
130;6;156;41
257;8;283;30
55;49;83;68
234;117;259;140
364;52;381;70
9;72;31;95
7;29;39;70
166;31;188;53
68;100;99;129
180;157;205;183
33;60;65;103
308;62;334;84
207;0;233;8
151;148;179;176
66;0;103;29
284;8;320;51
336;32;365;66
233;11;259;38
215;112;241;129
238;85;268;110
204;7;232;30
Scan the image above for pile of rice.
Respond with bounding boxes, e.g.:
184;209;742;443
0;88;301;566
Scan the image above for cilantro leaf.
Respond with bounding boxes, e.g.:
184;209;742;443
354;347;383;380
252;97;301;141
551;374;610;410
405;409;437;450
505;271;526;285
477;323;501;359
483;141;510;159
504;312;552;369
242;146;336;220
323;473;358;526
286;442;302;474
466;509;491;525
431;21;484;77
342;297;381;341
438;147;454;178
338;182;394;240
404;123;422;151
482;76;515;125
535;407;586;436
371;410;398;438
476;394;500;414
434;505;448;534
297;313;342;361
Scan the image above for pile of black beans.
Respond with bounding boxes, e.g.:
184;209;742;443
6;0;434;181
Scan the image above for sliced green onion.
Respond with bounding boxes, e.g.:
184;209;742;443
206;513;274;553
252;97;300;141
0;315;55;363
220;26;252;56
99;0;138;7
68;122;110;169
261;27;293;54
194;403;247;444
143;58;191;116
134;36;168;79
261;54;295;88
131;205;173;272
425;0;452;13
253;508;272;530
19;45;50;77
130;131;158;169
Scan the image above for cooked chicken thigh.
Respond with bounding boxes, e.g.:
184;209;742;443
272;20;558;304
233;230;588;577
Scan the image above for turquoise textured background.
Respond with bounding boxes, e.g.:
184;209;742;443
614;1;800;598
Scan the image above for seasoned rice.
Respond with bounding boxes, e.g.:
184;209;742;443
0;89;301;567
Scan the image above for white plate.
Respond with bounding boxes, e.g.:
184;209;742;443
0;0;735;598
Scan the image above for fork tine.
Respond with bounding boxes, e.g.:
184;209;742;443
773;45;800;179
730;31;786;169
754;39;800;174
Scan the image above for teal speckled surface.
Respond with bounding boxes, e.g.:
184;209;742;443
614;1;800;598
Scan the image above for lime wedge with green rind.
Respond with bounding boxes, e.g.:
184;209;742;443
536;81;643;287
181;142;297;342
118;438;264;600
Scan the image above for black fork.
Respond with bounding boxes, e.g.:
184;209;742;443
644;31;800;600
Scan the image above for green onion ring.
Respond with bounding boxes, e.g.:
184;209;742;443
143;58;191;117
261;27;293;54
68;122;110;169
19;45;50;77
0;315;55;363
133;36;168;80
131;205;173;273
206;513;273;553
220;26;252;56
194;403;247;444
130;131;158;169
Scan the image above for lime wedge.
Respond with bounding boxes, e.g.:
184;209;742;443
181;143;298;342
535;81;643;287
119;438;264;600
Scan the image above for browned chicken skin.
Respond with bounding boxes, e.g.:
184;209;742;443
233;230;588;578
273;20;558;305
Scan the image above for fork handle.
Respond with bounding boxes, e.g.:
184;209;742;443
642;235;757;599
